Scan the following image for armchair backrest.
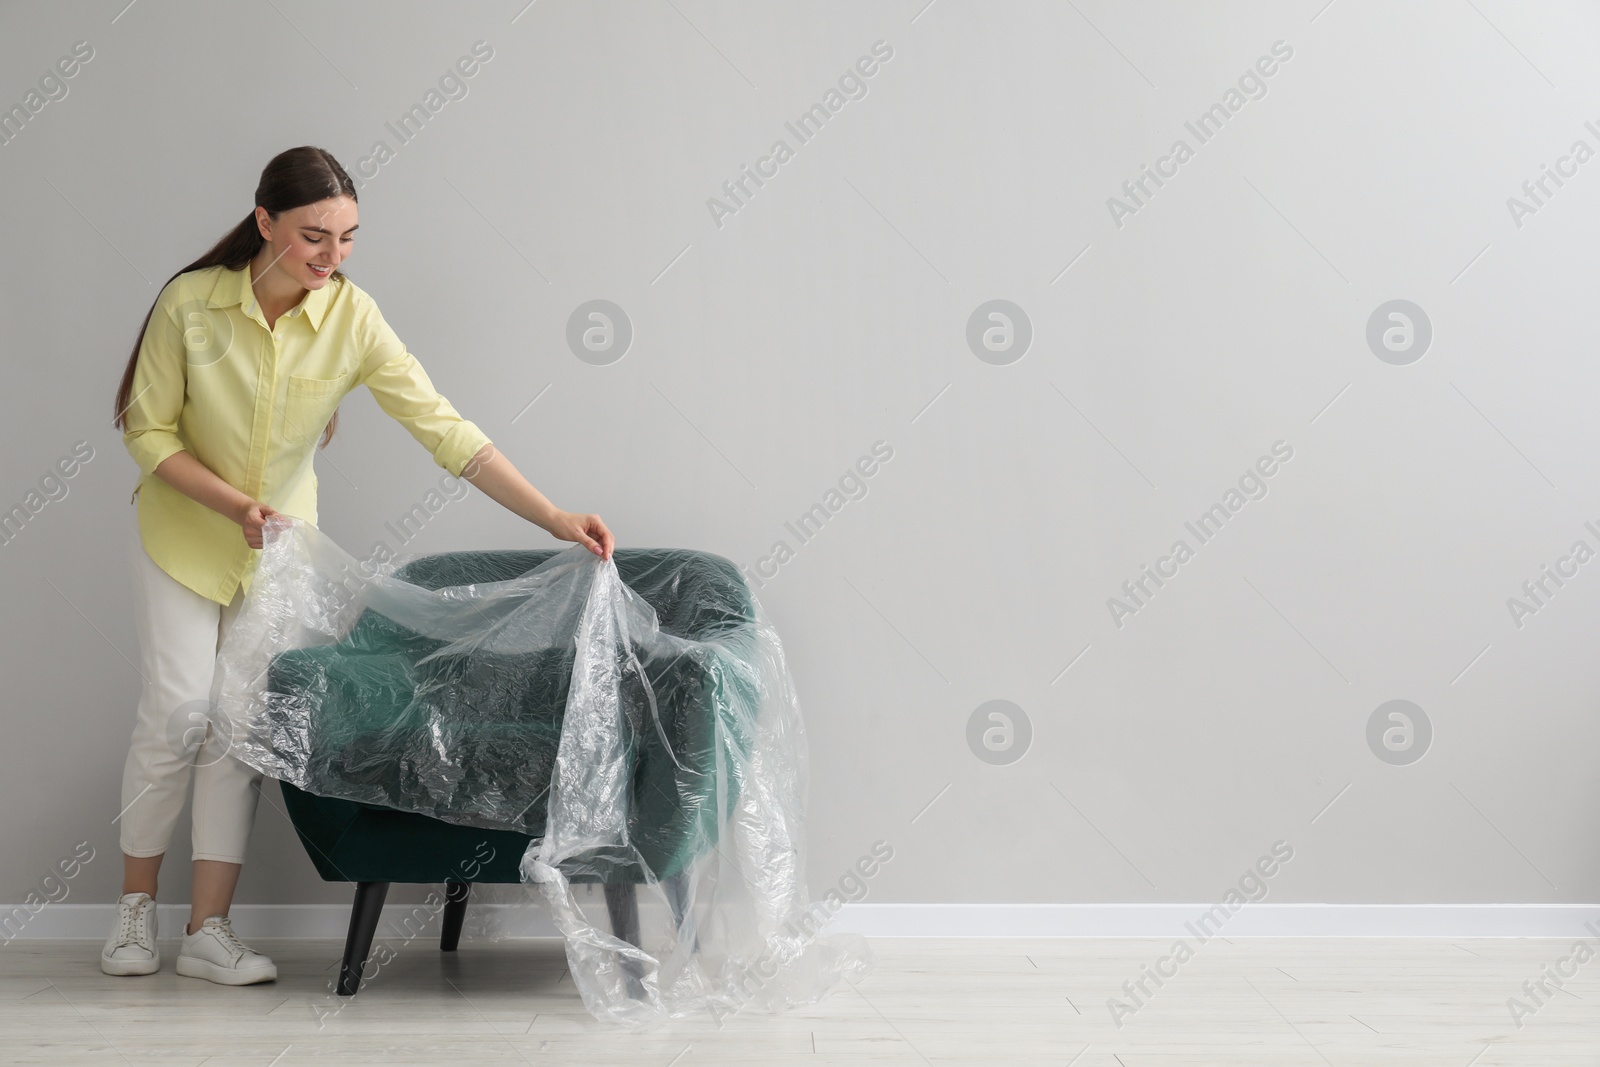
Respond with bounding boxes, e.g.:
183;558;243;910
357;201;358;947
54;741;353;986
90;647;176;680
265;547;762;878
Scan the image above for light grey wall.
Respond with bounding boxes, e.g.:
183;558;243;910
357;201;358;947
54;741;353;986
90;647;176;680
3;0;1597;915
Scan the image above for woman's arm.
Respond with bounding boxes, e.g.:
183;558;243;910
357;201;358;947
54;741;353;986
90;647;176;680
348;295;613;560
151;451;280;549
459;443;614;560
122;282;279;550
153;444;613;558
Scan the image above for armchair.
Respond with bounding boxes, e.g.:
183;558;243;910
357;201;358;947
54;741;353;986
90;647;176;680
265;545;758;996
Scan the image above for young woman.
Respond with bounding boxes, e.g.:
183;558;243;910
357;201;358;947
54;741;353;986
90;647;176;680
106;146;614;984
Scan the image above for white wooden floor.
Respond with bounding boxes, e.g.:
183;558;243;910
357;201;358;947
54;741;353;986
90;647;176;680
2;936;1595;1064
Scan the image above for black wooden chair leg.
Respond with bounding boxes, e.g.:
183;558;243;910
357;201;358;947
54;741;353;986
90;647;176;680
602;882;639;945
602;882;645;999
337;880;390;996
439;881;471;952
662;869;698;953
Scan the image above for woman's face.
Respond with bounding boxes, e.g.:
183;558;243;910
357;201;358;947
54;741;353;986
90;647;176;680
257;195;358;290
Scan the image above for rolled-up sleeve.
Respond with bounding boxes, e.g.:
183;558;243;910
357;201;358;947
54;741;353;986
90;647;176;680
355;299;494;478
121;284;191;479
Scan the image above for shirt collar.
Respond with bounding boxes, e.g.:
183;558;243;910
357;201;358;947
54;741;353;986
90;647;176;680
208;260;331;332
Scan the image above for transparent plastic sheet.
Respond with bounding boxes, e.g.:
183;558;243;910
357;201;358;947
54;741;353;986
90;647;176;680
212;515;869;1027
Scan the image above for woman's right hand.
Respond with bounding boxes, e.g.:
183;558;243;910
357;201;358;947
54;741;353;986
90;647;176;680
237;501;281;550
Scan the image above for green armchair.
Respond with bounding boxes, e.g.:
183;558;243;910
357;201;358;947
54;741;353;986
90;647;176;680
266;546;758;996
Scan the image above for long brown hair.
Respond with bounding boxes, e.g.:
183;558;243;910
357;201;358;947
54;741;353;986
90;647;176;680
112;145;357;448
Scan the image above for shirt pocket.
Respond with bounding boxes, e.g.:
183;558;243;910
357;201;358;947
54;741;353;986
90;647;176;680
281;373;347;448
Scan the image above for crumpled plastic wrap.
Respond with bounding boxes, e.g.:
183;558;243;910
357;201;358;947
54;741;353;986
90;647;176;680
211;514;869;1027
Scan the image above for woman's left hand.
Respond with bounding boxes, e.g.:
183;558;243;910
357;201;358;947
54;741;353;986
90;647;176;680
546;510;615;561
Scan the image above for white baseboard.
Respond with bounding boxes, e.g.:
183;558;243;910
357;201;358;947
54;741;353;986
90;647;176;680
3;903;562;942
7;902;1600;941
825;903;1600;938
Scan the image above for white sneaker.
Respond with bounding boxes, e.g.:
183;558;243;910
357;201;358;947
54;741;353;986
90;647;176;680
100;892;160;976
175;915;277;986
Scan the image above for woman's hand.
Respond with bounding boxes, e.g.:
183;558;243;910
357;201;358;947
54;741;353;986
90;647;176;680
545;510;615;561
237;501;282;550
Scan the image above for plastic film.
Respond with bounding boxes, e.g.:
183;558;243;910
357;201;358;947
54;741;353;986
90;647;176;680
212;515;868;1027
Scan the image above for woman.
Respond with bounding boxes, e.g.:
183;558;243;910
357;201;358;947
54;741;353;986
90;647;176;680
105;146;613;985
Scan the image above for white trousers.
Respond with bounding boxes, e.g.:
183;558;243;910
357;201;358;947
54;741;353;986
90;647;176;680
118;507;262;863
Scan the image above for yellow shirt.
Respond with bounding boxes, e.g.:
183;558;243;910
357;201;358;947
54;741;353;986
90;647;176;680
122;262;493;605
